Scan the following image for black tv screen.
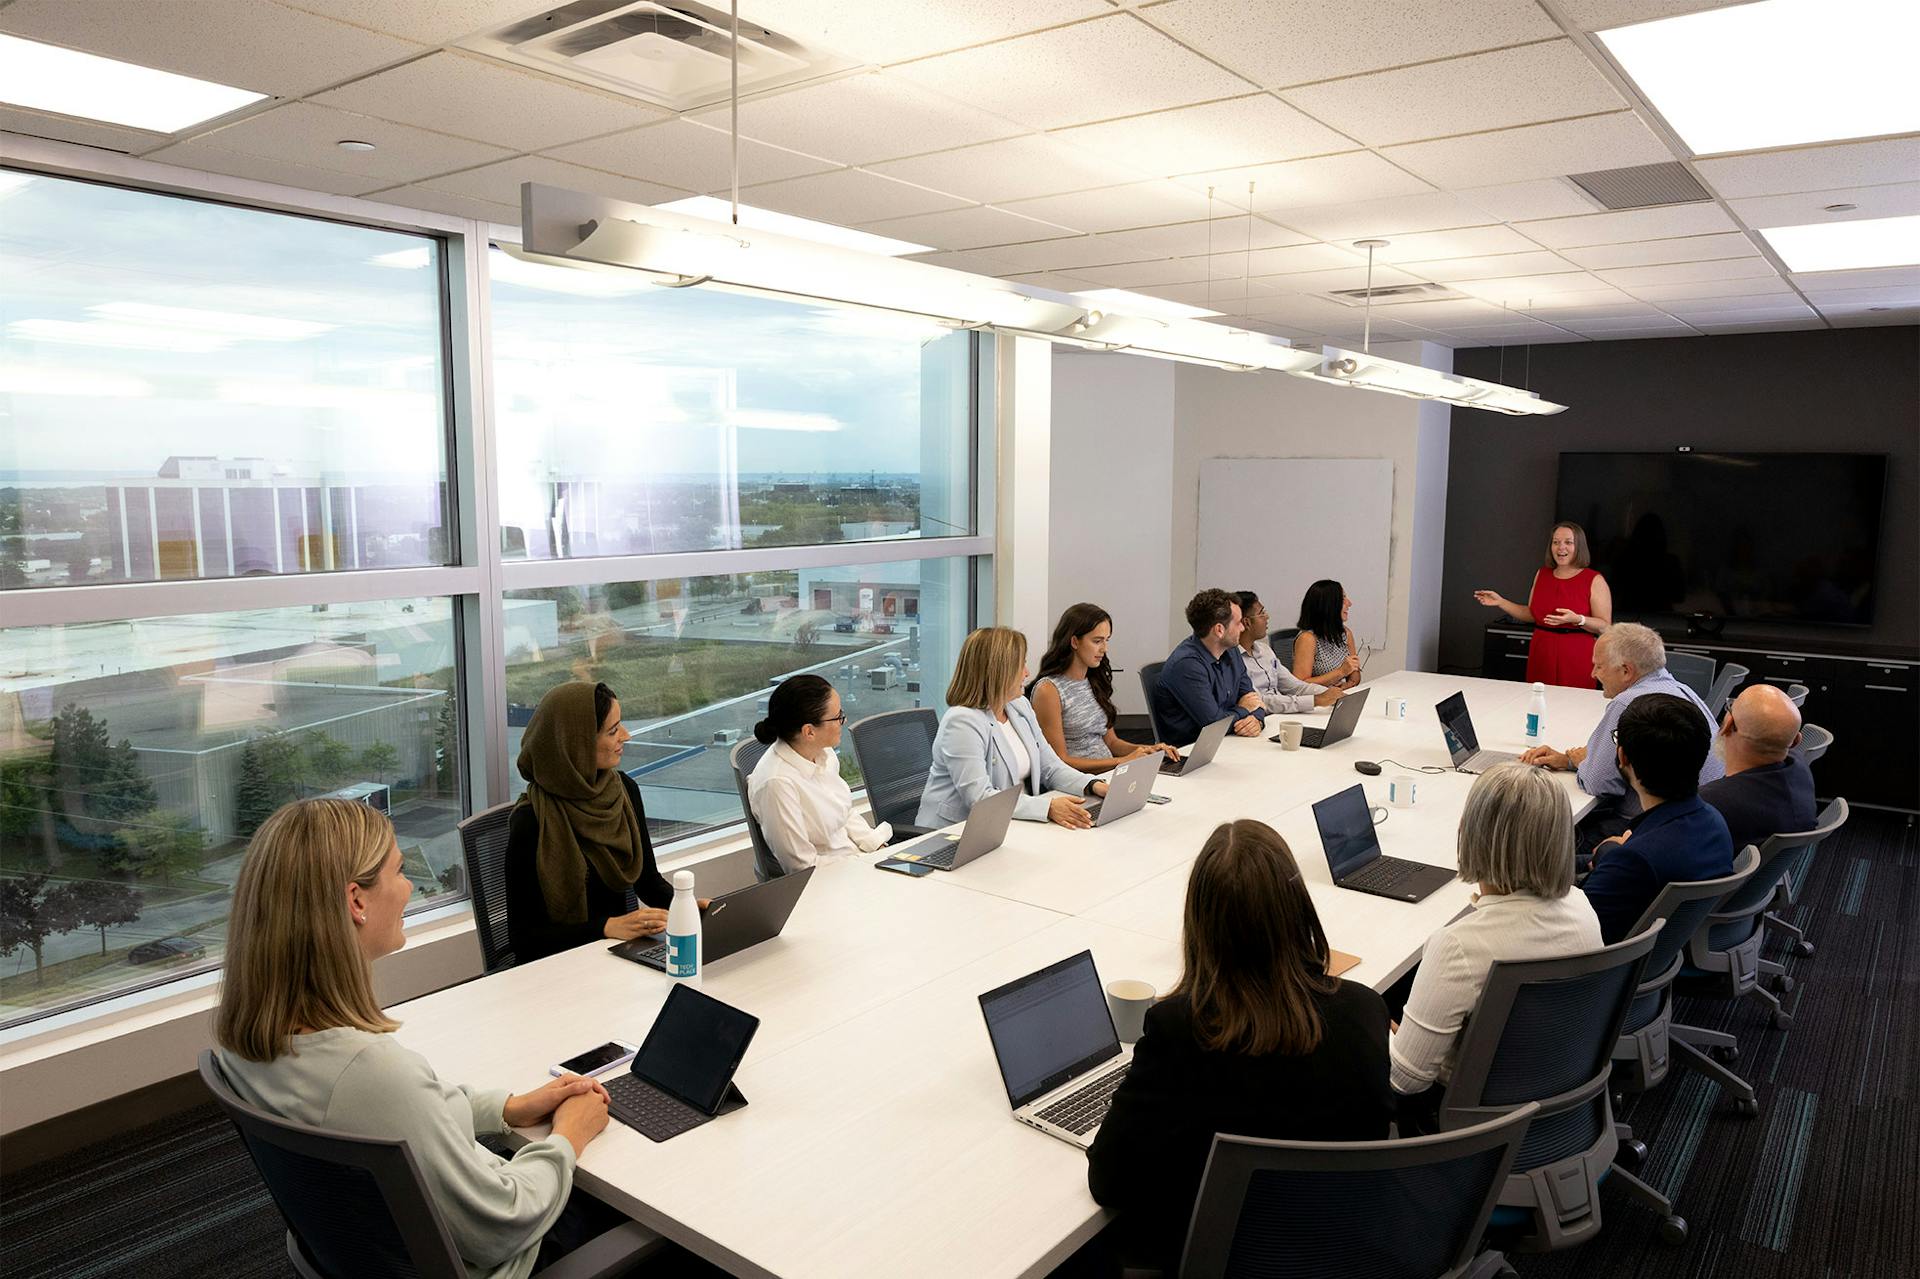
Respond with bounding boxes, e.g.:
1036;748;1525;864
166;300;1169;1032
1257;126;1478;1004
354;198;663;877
1554;452;1887;626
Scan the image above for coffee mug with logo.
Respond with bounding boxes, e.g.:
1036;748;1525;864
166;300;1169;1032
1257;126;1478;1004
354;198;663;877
1382;696;1410;720
1390;774;1419;808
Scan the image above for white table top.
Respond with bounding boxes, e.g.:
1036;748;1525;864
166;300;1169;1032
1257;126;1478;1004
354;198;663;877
391;671;1607;1279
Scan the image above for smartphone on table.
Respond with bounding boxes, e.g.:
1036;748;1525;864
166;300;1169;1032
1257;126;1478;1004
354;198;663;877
549;1039;638;1077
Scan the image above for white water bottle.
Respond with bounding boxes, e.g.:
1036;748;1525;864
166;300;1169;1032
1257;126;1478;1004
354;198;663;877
665;870;700;984
1524;682;1547;748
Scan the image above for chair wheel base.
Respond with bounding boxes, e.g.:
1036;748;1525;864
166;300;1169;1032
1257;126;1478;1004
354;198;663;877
1732;1097;1760;1118
1658;1215;1689;1246
1792;941;1815;958
1710;1044;1739;1064
1773;974;1795;994
1772;1010;1794;1030
1618;1139;1648;1169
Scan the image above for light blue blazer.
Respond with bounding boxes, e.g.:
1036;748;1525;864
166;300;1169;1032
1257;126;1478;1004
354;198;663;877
917;698;1100;828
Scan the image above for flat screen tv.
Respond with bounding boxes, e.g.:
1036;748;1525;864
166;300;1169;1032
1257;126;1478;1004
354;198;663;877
1554;452;1887;627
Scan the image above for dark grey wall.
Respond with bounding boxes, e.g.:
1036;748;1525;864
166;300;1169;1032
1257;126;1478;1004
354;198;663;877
1440;325;1919;672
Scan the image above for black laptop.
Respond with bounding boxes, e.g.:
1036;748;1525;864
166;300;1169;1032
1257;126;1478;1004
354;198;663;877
1310;783;1454;903
1283;686;1370;749
609;865;813;971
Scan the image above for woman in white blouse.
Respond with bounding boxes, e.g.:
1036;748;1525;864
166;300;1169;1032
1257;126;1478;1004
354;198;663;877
747;674;893;873
1389;762;1602;1130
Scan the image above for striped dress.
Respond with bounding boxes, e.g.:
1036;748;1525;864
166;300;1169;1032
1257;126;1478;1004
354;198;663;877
1041;675;1112;760
1308;631;1351;678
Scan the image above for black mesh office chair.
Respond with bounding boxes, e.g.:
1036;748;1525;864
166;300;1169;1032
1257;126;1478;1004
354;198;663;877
1705;662;1749;718
729;737;785;882
458;802;518;974
1664;650;1715;701
1439;923;1679;1248
1177;1104;1540;1279
1138;661;1166;743
846;707;939;836
1760;797;1846;961
1269;626;1301;655
199;1052;660;1279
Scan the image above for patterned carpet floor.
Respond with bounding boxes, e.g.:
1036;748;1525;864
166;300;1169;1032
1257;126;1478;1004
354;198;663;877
2;812;1912;1278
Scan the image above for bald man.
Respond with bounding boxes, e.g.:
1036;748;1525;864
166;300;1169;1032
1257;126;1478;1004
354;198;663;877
1697;684;1818;851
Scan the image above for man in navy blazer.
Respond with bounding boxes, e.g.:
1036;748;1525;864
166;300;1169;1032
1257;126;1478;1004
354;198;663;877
1583;693;1735;943
1154;589;1268;746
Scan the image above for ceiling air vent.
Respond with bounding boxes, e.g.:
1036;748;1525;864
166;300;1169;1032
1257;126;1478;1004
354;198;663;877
1566;161;1712;211
1326;282;1465;306
464;1;849;112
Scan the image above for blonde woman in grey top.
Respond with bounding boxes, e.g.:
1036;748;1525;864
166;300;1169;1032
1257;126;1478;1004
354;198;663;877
1029;603;1179;773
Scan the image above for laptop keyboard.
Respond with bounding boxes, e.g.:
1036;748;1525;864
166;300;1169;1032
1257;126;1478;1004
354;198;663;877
627;941;669;965
605;1072;710;1141
917;841;960;868
1299;727;1327;748
1343;858;1424;892
1035;1065;1129;1136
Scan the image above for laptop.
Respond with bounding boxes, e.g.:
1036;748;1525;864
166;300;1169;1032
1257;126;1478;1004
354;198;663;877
1436;692;1519;774
1311;783;1455;903
604;983;758;1142
1158;715;1232;776
882;783;1019;870
1291;685;1370;749
1082;751;1162;826
609;865;814;971
978;950;1132;1150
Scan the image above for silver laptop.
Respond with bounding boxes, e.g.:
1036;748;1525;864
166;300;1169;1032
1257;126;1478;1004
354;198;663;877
884;783;1019;870
978;950;1132;1150
1081;751;1162;826
1159;715;1232;776
1436;692;1519;773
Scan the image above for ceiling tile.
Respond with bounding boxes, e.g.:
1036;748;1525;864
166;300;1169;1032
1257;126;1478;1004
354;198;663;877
906;247;1022;274
1002;270;1106;292
0;0;420;97
1583;328;1702;341
1411;251;1580;282
980;236;1151;273
414;154;688;209
1518;202;1735;248
1458;179;1603;223
142;140;385;196
1126;281;1232;308
0;105;166;155
689;72;1023;167
1372;298;1519;324
1563;314;1693;332
1665;301;1819;323
276;1;551;45
547;119;838;191
1825;306;1920;326
1662;292;1817;315
999;179;1217;234
1696;137;1920;199
1693;317;1826;334
892;13;1250;131
1559;232;1759;270
1226;243;1369;279
1173;151;1433;211
313;50;670;152
1282;42;1623;148
1454;273;1622;302
1597;259;1778;287
1051;94;1353;176
978;216;1310;273
1383;112;1672;189
1799;283;1920;306
1143;0;1559;88
1253;262;1420;293
171;102;511;187
381;183;520;225
1729;182;1920;230
743;0;1112;67
738;168;971;223
1790;267;1920;292
1366;225;1546;263
1627;277;1793;301
1237;292;1379;326
1268;191;1500;241
1070;258;1214;288
1557;1;1782;32
868;135;1141;204
857;204;1078;250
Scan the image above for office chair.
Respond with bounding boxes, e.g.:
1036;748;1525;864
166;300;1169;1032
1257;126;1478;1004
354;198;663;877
1268;626;1301;655
846;707;939;836
1705;662;1749;718
199;1051;661;1279
1664;650;1715;701
1799;722;1833;764
1759;797;1848;961
1177;1104;1540;1279
729;737;785;882
457;802;518;974
1138;661;1166;743
1439;922;1680;1249
1612;848;1763;1116
1784;682;1809;708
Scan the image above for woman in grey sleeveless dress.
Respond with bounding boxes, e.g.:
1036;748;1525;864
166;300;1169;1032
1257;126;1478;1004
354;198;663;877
1290;579;1363;689
1027;603;1180;773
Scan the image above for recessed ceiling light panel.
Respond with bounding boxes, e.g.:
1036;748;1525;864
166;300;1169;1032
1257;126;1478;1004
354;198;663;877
1597;0;1920;155
1758;214;1920;272
654;196;932;257
0;32;265;133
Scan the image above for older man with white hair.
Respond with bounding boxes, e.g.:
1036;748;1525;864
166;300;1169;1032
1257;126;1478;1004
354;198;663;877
1520;621;1723;853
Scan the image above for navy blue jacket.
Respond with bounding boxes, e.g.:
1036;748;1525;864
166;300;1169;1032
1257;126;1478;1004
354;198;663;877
1582;794;1734;943
1153;635;1262;746
1699;757;1818;855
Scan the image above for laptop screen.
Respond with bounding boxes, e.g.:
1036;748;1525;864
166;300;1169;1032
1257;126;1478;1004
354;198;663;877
978;951;1121;1109
632;984;759;1114
1436;692;1478;765
1312;784;1383;880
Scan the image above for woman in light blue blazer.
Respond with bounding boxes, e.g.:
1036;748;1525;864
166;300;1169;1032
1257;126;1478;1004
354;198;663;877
918;626;1109;829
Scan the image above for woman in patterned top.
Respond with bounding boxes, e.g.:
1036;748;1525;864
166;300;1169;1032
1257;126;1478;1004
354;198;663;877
1291;579;1364;689
1028;603;1179;774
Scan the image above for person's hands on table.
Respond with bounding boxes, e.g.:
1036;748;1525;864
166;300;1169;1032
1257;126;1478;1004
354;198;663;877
1049;795;1095;828
1313;687;1344;708
503;1073;610;1129
1520;745;1574;770
549;1085;611;1156
1232;716;1264;737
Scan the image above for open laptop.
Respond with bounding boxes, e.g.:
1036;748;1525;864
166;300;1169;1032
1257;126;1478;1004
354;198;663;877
604;983;758;1142
978;950;1131;1150
609;865;814;971
1436;692;1519;774
1082;751;1162;826
1311;783;1454;903
1158;715;1232;776
1290;686;1370;749
883;783;1019;870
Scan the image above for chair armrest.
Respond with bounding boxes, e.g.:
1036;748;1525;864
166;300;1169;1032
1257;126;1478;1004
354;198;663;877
888;825;938;843
532;1221;665;1279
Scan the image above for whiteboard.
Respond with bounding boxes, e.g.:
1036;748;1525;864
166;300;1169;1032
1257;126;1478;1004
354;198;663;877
1197;457;1393;653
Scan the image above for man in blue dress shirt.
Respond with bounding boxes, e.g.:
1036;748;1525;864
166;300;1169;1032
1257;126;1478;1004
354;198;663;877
1582;693;1735;943
1153;589;1267;746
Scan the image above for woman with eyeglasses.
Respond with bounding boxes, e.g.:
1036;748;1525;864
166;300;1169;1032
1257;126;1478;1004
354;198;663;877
747;674;892;873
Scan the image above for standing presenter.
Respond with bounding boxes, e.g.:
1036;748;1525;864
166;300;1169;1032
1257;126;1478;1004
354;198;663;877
1475;522;1613;688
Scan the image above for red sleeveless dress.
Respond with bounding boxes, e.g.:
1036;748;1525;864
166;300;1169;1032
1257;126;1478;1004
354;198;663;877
1526;568;1599;688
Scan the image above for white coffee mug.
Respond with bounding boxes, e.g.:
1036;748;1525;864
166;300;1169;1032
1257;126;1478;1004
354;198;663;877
1390;774;1419;808
1106;979;1156;1044
1276;721;1303;750
1382;696;1409;720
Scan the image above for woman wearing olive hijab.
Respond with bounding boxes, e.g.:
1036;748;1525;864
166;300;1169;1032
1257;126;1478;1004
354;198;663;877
505;681;675;964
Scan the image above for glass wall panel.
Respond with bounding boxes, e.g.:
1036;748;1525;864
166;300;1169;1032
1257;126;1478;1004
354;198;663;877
503;557;975;842
0;170;450;589
0;599;463;1027
490;249;975;559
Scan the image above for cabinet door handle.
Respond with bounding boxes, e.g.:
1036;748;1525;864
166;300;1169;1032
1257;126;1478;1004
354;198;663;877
1863;684;1909;693
1763;655;1805;664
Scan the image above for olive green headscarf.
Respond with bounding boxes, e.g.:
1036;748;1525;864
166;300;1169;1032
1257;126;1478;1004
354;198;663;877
516;681;644;924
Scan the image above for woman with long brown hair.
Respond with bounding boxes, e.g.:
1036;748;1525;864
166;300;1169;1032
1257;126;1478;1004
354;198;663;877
1087;820;1392;1270
1027;603;1178;773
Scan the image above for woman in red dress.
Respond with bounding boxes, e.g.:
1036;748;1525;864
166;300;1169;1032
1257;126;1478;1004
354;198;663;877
1475;522;1613;688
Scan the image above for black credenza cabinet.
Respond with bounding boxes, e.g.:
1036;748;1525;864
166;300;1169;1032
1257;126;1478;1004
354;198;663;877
1480;624;1919;814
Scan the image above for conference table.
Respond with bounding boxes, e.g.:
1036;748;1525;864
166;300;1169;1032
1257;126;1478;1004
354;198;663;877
394;670;1607;1279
